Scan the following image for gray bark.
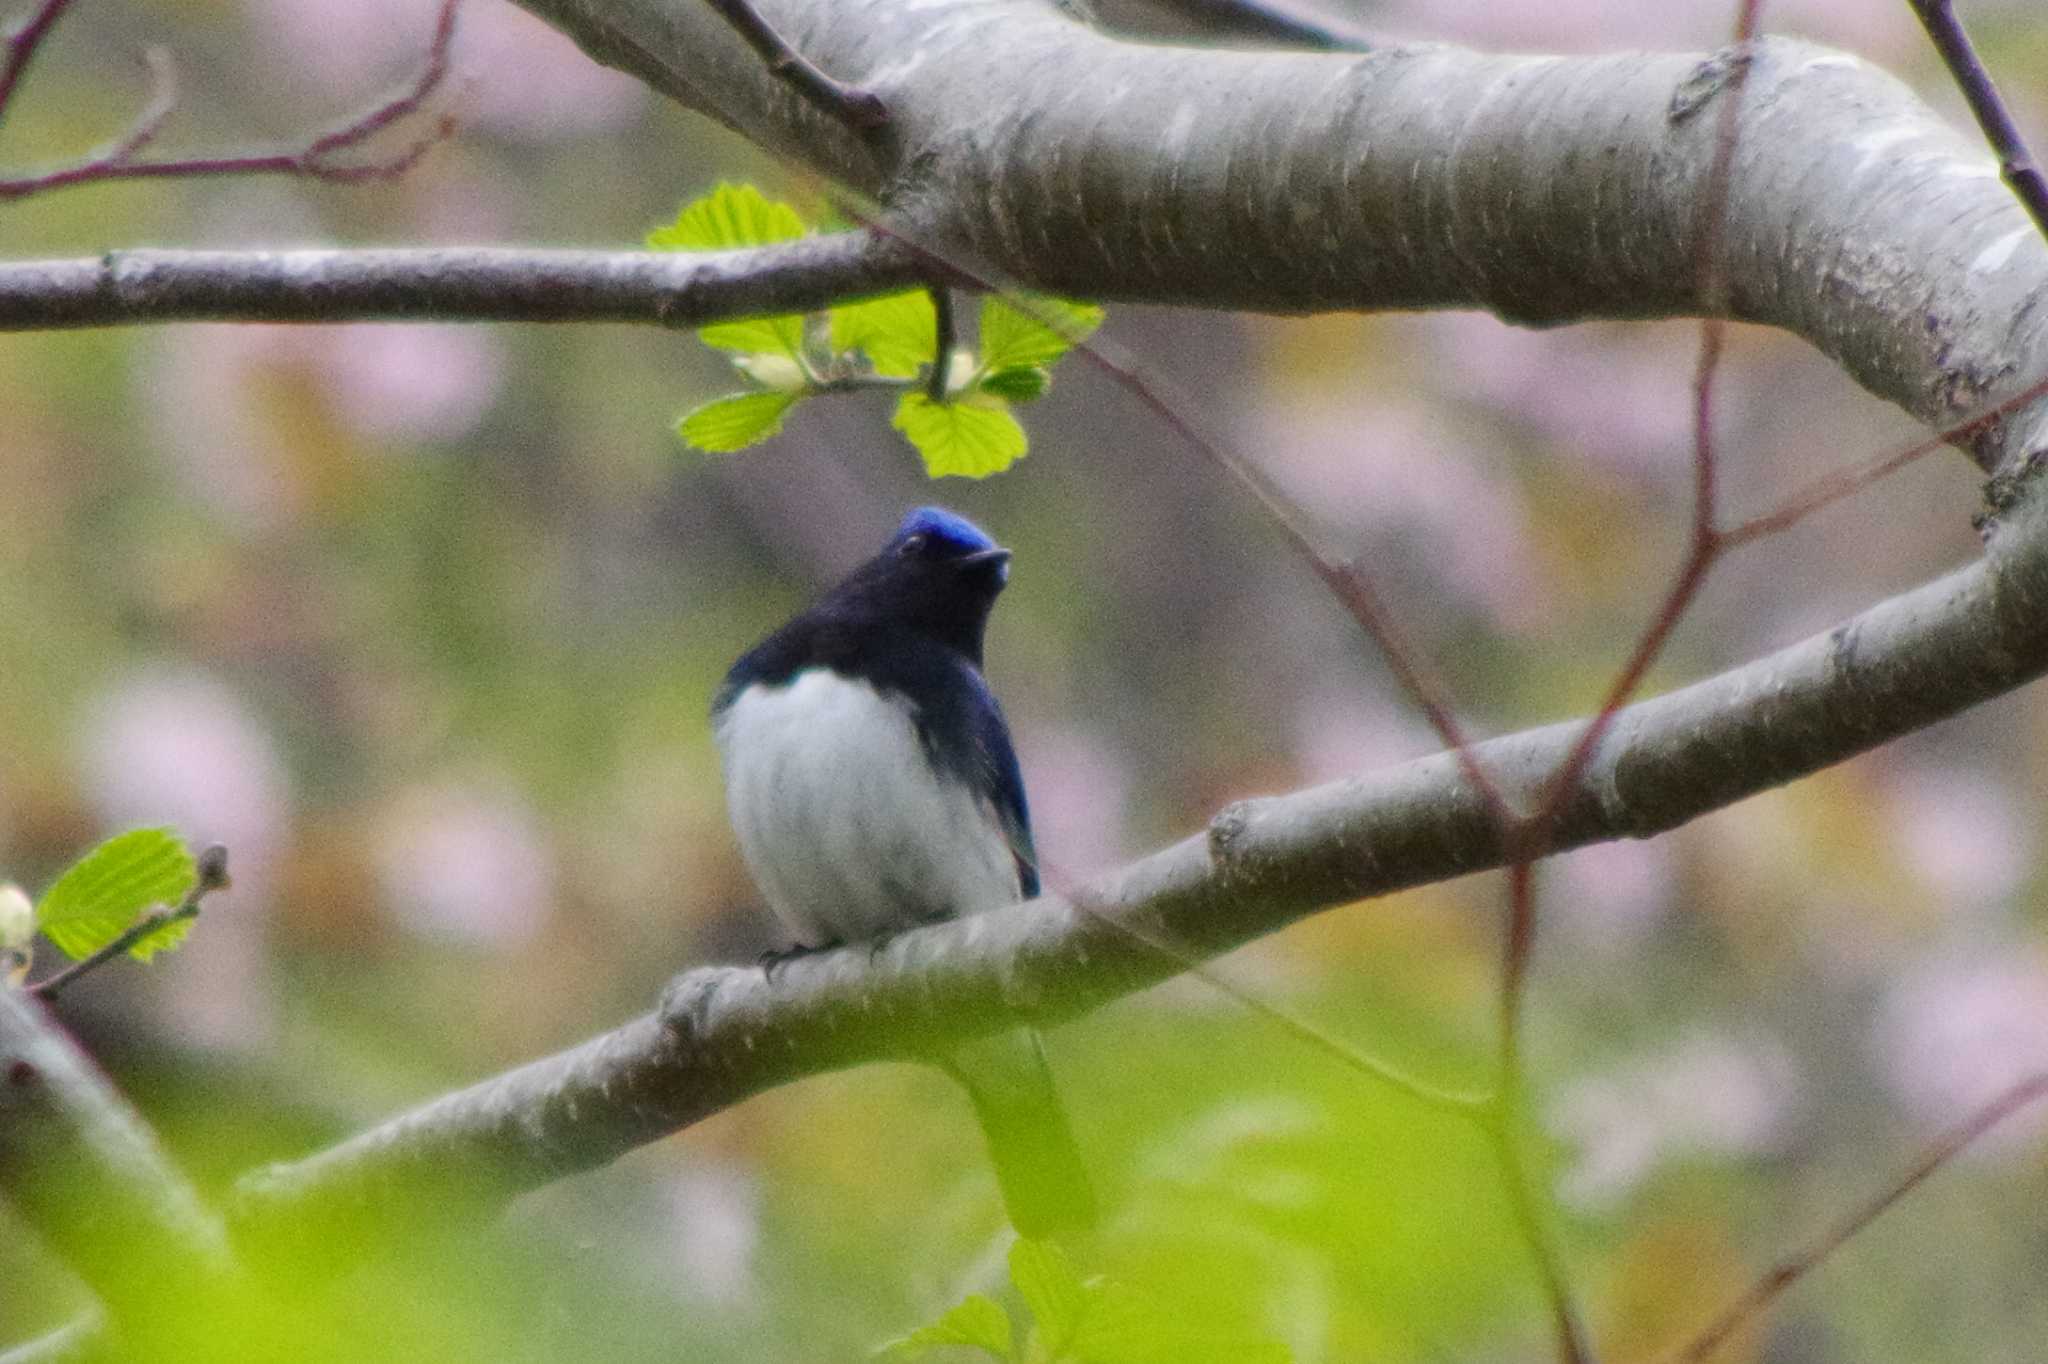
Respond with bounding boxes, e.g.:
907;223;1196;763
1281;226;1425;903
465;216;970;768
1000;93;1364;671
516;0;2048;469
0;237;922;330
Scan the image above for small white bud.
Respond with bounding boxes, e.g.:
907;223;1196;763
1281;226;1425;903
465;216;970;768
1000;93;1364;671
733;352;808;393
944;350;979;396
0;883;32;954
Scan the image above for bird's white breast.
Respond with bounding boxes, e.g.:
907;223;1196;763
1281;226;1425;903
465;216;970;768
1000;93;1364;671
714;668;1021;947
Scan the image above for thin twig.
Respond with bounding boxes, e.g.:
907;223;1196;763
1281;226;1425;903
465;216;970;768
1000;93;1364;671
103;45;176;161
301;0;459;168
1721;369;2048;544
1523;0;1764;944
1066;890;1487;1118
1507;0;1764;1041
926;286;955;402
0;0;461;201
1486;1107;1592;1364
1500;10;1762;1358
1655;1073;2048;1363
1907;0;2048;243
30;845;229;1001
702;0;887;132
0;0;75;129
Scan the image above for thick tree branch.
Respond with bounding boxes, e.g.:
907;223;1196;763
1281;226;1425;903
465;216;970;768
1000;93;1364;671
2;26;2044;464
0;236;928;330
228;479;2048;1260
512;0;2048;470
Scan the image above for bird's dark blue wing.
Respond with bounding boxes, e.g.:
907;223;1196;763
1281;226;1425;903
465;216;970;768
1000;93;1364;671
967;675;1038;898
900;648;1036;900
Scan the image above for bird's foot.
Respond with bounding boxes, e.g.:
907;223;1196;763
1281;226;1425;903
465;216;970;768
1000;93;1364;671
758;940;837;979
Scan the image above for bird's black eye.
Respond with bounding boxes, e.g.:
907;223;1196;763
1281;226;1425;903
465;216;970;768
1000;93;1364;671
896;533;929;557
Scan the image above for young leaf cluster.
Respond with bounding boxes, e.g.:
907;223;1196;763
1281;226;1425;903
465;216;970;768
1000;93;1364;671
880;1239;1292;1363
1;829;203;985
648;184;1103;478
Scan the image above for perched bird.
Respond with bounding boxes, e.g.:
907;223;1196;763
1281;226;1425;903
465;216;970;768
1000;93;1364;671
712;506;1096;1238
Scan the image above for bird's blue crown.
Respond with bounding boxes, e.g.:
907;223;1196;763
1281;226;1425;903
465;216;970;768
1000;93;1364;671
893;506;999;555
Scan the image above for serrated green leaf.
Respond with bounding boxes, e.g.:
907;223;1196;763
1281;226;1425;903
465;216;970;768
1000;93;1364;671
978;365;1050;402
126;912;197;963
877;1294;1014;1360
830;291;937;377
647;182;806;251
677;392;800;452
892;393;1028;478
37;829;196;961
698;315;806;358
979;296;1103;370
1011;1240;1086;1355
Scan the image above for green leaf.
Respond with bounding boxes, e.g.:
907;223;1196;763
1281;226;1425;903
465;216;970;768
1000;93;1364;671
1011;1240;1086;1356
877;1295;1014;1360
647;182;806;251
830;291;938;378
892;393;1028;478
978;296;1104;370
677;392;800;452
126;912;197;962
698;316;806;359
978;366;1050;402
37;829;196;962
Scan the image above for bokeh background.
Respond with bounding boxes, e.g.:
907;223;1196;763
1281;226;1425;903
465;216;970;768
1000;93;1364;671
5;0;2048;1358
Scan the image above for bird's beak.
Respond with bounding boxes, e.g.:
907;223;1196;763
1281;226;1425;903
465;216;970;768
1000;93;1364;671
959;547;1012;568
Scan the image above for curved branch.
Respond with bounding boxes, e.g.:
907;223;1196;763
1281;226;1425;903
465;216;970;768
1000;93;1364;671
231;481;2048;1260
0;236;929;330
515;0;2048;470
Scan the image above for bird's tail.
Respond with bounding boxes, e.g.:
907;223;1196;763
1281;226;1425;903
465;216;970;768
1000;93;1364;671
943;1028;1097;1239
